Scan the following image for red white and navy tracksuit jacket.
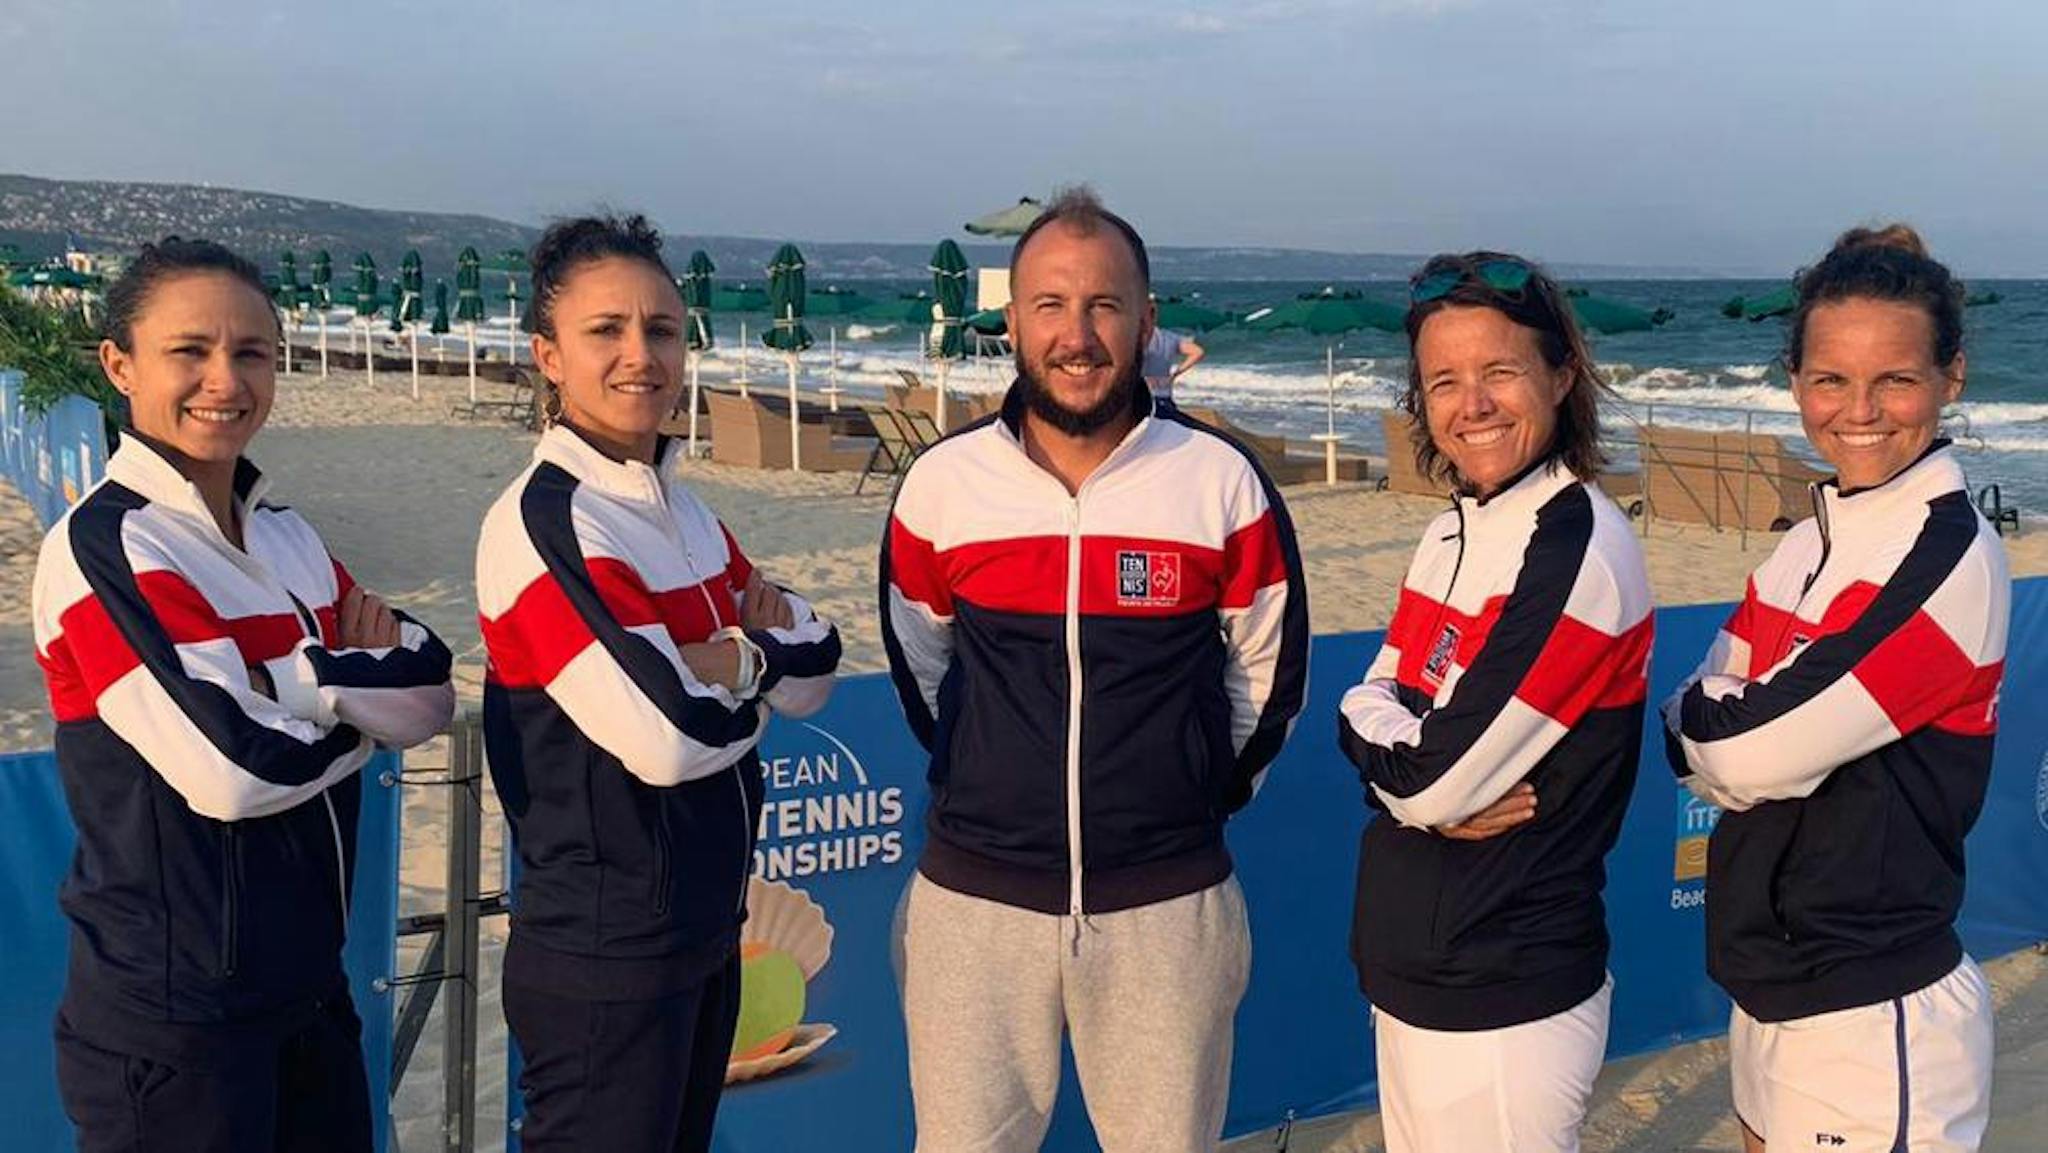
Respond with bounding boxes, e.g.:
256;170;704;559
1663;441;2007;1023
880;387;1309;918
477;426;840;999
1339;458;1653;1031
31;435;455;1058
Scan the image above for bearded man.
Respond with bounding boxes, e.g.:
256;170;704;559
879;186;1309;1152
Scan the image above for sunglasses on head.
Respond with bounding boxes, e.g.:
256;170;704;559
1410;257;1536;305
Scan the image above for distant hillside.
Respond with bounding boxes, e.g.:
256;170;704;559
0;173;1700;282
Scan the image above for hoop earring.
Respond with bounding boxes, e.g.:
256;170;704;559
540;382;564;430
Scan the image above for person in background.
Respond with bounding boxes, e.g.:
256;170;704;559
1665;225;2006;1153
476;214;840;1152
1338;251;1651;1153
33;236;456;1152
1142;323;1205;404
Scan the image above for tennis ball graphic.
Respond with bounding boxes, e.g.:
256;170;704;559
733;942;806;1060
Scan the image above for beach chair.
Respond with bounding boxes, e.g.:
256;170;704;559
1976;483;2021;537
451;368;537;425
855;406;937;495
1641;426;1825;532
706;392;873;472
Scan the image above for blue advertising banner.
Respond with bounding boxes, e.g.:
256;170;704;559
503;579;2047;1150
0;370;109;529
0;752;405;1153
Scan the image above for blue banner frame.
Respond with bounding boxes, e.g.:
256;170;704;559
0;752;404;1153
510;581;2047;1150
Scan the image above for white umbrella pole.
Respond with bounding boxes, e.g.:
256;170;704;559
687;352;702;459
281;317;292;376
363;320;375;387
738;321;750;398
318;313;328;378
787;351;802;473
1325;344;1338;486
466;322;478;399
409;321;420;401
827;327;840;412
937;355;950;433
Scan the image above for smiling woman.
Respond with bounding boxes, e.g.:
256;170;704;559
31;236;456;1153
477;216;841;1153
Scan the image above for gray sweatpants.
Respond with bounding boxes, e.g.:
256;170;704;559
894;872;1252;1153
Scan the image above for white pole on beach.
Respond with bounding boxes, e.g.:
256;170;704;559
826;326;840;412
318;313;329;378
409;315;420;402
687;350;702;460
785;307;803;473
936;354;950;433
281;317;293;376
364;320;375;388
466;322;478;401
738;320;751;398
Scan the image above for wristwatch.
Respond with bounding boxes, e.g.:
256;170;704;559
711;626;767;698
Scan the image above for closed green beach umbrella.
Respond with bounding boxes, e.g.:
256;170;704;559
430;279;450;335
455;246;487;394
276;252;302;308
762;243;811;353
682;250;716;350
762;242;812;470
352;253;380;385
400;251;424;322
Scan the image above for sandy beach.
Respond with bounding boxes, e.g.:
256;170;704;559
4;365;2044;1151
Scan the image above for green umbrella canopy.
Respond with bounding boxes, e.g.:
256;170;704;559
1244;287;1404;336
352;253;379;318
712;284;769;312
964;307;1007;336
430;279;451;335
964;197;1045;238
1152;296;1229;332
454;247;486;322
310;250;333;307
388;276;407;332
805;287;874;318
400;251;424;322
681;250;716;350
275;252;302;308
856;292;939;326
761;243;812;352
1565;290;1673;335
929;239;970;359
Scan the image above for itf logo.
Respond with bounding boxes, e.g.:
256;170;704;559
1671;787;1721;909
1116;550;1182;607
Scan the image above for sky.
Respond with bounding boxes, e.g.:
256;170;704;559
6;0;2047;275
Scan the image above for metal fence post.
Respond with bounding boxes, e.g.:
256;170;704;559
443;715;483;1152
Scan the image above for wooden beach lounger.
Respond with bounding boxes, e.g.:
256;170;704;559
706;392;873;472
1640;426;1825;532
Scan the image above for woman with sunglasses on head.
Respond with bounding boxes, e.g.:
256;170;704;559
31;237;456;1152
1337;253;1652;1153
475;214;841;1151
1664;226;2005;1153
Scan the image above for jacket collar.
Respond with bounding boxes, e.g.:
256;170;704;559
1451;454;1578;527
534;423;680;507
105;432;270;526
1815;438;1965;529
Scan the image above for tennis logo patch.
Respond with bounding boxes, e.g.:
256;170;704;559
1116;550;1182;607
1422;623;1461;685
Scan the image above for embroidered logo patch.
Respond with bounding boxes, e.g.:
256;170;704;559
1422;623;1461;685
1116;550;1182;607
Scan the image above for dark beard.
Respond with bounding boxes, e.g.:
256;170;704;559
1013;352;1146;437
